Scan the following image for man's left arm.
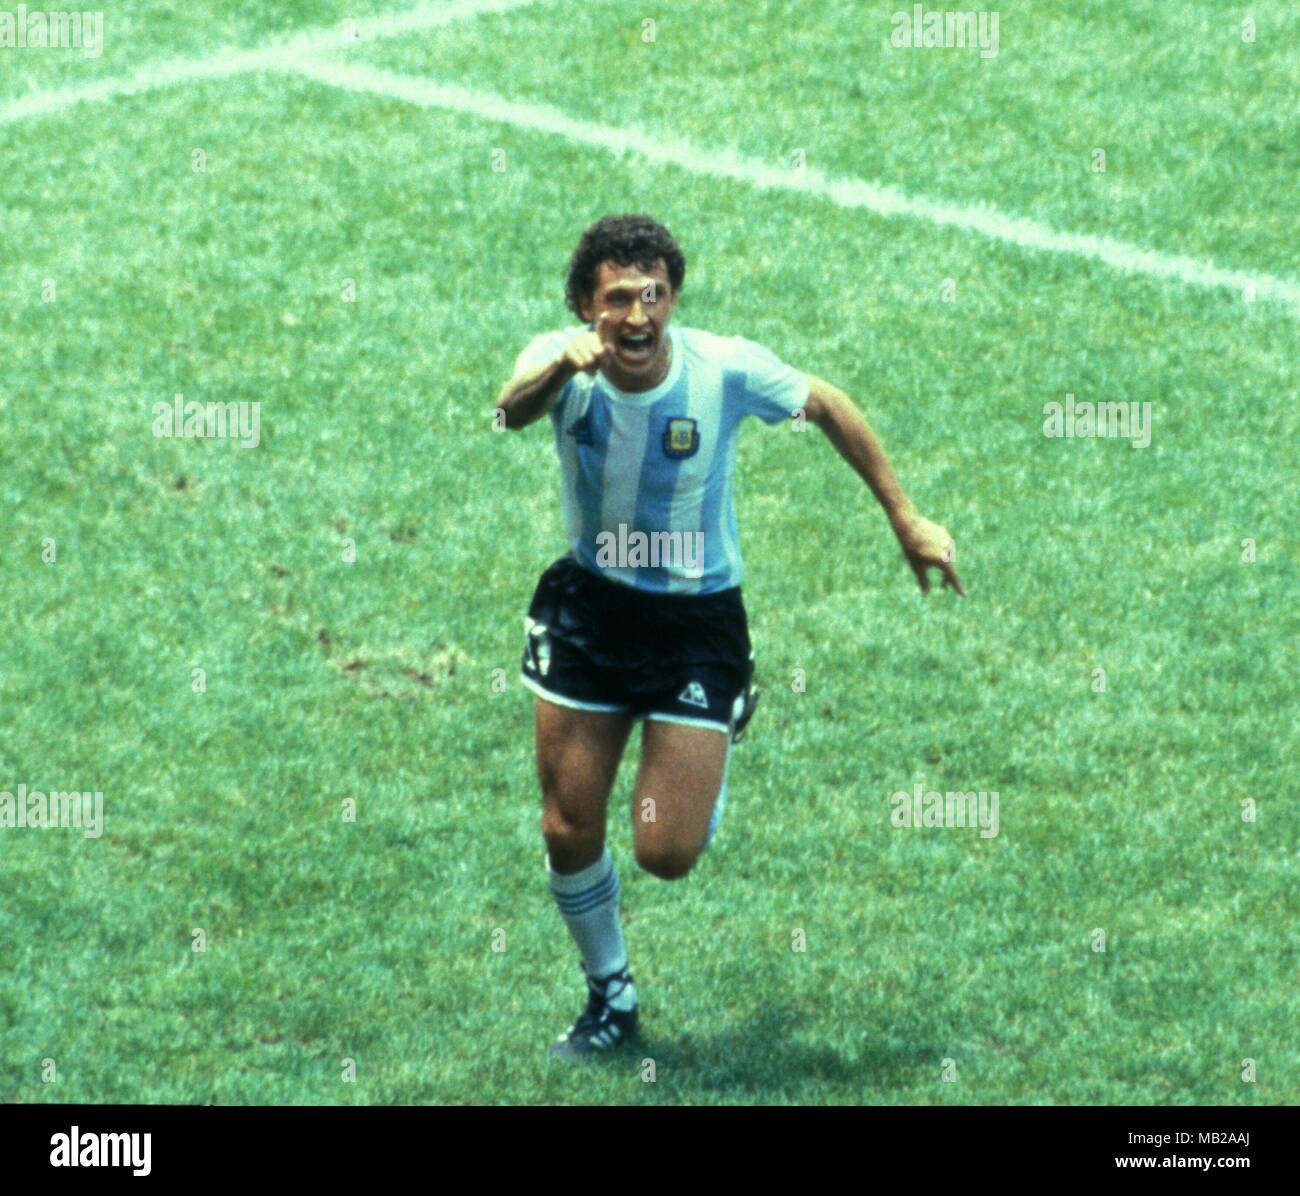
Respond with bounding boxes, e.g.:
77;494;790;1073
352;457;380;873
802;374;966;596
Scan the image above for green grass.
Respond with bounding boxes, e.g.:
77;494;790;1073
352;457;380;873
1;0;1296;1105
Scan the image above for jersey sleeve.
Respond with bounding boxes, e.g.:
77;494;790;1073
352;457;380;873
731;336;810;424
512;328;584;419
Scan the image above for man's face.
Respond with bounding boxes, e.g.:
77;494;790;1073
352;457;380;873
579;259;678;386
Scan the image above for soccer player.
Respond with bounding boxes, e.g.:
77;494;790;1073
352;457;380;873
495;214;965;1058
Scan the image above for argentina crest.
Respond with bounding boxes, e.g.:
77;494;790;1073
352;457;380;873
663;416;700;459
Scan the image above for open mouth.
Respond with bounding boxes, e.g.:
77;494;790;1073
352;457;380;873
616;330;655;362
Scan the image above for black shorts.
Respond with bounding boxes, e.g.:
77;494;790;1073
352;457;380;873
520;554;753;734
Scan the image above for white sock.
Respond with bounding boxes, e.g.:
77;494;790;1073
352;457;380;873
548;847;636;1010
703;740;732;850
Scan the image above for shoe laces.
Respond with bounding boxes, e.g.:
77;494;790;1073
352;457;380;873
576;967;631;1027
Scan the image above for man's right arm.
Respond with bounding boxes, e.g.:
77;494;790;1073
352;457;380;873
494;356;579;430
493;314;613;431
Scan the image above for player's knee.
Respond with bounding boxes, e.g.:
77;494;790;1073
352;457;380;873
635;839;698;881
541;796;602;851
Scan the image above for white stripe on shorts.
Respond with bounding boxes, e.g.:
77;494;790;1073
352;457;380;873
520;672;630;714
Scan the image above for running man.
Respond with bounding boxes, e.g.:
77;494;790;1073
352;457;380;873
494;214;965;1058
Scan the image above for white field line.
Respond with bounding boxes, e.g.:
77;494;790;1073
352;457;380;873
284;58;1300;312
1;2;1294;312
0;0;538;125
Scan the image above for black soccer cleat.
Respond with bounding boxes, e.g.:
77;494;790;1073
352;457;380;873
549;965;639;1059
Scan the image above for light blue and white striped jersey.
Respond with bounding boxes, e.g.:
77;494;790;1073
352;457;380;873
514;324;809;595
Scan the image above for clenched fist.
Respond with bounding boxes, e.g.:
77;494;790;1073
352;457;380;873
559;311;615;375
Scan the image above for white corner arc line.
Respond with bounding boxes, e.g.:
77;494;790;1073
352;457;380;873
285;58;1300;312
0;0;540;126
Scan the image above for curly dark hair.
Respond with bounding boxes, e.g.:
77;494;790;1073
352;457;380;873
565;214;686;319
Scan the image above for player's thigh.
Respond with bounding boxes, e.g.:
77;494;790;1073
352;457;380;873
630;718;729;872
535;698;635;834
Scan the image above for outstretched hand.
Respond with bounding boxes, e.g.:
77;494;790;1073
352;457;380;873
560;310;617;375
894;513;966;596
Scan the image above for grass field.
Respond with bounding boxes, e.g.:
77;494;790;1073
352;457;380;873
1;0;1296;1106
